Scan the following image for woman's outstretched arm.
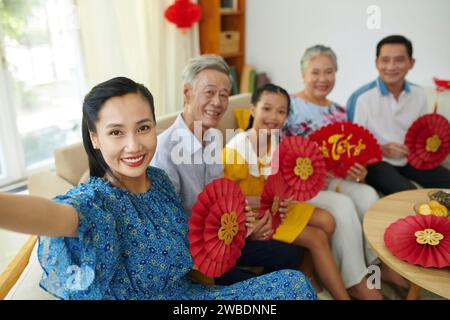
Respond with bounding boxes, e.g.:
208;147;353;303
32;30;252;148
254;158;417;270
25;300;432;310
0;193;79;238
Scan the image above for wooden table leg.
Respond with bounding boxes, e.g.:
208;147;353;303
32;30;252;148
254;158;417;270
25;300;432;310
406;283;421;300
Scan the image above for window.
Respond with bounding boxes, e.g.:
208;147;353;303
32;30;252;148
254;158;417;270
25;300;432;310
0;0;85;187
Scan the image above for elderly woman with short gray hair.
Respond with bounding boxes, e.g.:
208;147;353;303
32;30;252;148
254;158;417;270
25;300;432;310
282;45;409;299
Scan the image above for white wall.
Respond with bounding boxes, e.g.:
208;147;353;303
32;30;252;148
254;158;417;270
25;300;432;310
246;0;450;105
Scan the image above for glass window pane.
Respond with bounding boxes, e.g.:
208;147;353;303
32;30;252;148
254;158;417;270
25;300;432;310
2;0;84;169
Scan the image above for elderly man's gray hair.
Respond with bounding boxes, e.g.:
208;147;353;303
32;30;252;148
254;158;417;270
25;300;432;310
181;54;232;87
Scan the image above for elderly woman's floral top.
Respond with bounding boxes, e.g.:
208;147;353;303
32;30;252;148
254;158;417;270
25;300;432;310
283;95;347;137
37;166;316;300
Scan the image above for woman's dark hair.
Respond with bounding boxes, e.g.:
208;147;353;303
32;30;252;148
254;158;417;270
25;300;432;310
82;76;156;178
376;35;413;58
246;83;291;130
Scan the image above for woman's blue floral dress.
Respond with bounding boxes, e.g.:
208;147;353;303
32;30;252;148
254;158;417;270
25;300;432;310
37;166;316;300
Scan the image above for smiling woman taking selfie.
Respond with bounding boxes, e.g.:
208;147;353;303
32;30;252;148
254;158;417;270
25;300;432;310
0;76;316;300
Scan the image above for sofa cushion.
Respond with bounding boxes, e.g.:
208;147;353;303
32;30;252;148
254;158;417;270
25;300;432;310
54;142;88;186
217;93;252;143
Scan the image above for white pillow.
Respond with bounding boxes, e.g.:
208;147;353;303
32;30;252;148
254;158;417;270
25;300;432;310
5;242;59;300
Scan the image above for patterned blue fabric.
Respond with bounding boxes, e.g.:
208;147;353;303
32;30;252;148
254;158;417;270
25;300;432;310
37;166;316;300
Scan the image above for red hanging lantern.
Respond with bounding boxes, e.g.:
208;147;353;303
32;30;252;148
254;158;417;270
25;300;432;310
434;77;450;92
164;0;202;30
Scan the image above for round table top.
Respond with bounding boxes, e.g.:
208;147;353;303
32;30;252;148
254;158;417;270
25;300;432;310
363;188;450;299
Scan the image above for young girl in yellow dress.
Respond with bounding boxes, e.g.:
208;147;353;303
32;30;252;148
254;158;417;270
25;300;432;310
223;83;350;300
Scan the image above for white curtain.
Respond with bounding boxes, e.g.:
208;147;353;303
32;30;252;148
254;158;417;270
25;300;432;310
76;0;200;116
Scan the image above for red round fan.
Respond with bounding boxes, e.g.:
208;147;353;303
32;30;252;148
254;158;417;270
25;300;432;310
384;214;450;268
274;136;326;201
405;113;450;170
309;121;382;178
188;178;247;277
259;173;293;237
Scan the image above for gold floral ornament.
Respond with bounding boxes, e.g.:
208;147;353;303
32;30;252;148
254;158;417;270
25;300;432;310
425;134;441;152
218;212;239;245
294;157;314;180
271;196;280;215
415;228;444;246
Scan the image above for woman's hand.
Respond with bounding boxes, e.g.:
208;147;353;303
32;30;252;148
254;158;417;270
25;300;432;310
323;172;335;190
248;210;273;240
380;142;409;159
347;163;368;183
244;201;257;238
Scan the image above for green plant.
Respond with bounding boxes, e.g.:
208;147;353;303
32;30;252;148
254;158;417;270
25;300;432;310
0;0;43;43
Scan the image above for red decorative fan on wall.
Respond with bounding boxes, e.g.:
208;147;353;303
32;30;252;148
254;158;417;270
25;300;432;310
188;178;247;277
309;121;382;178
404;114;450;170
384;214;450;268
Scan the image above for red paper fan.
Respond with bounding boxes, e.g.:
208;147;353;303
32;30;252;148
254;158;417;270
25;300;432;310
384;214;450;268
309;121;382;177
273;136;326;201
188;178;247;277
405;114;450;170
259;173;293;237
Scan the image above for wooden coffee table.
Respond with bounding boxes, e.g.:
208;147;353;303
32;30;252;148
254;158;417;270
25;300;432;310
363;189;450;300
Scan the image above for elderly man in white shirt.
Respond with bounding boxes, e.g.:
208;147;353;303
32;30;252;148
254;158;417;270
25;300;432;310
347;35;450;195
152;54;305;286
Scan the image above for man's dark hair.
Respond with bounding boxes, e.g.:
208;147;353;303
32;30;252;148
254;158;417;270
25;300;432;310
376;35;413;58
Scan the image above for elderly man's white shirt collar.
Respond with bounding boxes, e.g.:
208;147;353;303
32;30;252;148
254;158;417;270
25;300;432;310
173;113;222;155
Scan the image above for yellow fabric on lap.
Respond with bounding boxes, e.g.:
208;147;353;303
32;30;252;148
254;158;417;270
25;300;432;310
272;202;315;244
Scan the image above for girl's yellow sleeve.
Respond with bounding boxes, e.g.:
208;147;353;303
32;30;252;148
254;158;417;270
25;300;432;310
222;147;249;182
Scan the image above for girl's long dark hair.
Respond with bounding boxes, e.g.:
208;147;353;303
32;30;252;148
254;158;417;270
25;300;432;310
82;77;156;178
245;83;291;130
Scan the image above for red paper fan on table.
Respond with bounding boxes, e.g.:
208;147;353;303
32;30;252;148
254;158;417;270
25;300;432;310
273;136;326;201
309;121;382;178
259;173;293;237
188;178;247;278
404;114;450;170
384;214;450;268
